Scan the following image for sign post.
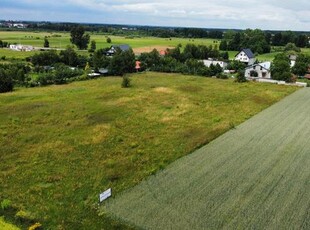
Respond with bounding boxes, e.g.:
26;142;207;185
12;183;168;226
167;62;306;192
99;188;112;202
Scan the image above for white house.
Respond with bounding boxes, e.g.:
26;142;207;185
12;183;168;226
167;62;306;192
235;49;256;65
202;58;228;69
107;44;130;56
13;23;27;29
245;62;271;79
288;54;297;67
9;44;34;51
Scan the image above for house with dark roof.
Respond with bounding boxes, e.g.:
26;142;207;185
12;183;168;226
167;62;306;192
107;44;131;56
235;49;256;65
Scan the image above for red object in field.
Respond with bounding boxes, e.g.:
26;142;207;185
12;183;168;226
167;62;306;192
135;61;141;70
160;50;167;56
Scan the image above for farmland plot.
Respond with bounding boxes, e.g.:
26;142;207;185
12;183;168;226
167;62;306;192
105;88;310;230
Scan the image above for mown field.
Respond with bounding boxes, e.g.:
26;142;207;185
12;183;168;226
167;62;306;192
105;87;310;229
0;72;298;229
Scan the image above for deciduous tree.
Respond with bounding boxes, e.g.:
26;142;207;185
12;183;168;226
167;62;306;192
70;26;90;50
44;38;49;48
271;53;292;82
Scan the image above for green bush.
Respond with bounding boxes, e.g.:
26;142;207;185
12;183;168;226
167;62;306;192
235;71;247;83
0;68;13;93
1;199;12;210
37;73;54;86
121;76;131;88
216;73;228;79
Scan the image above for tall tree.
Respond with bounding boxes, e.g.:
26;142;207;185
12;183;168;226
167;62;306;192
70;26;90;50
44;38;49;48
0;68;13;93
271;53;292;82
59;47;79;66
295;34;308;48
89;40;96;52
292;54;310;76
108;48;135;76
91;48;110;70
272;33;282;46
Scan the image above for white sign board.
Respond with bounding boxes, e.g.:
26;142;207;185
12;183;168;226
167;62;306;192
99;188;112;202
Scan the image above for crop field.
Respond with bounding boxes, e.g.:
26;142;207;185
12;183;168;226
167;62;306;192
0;72;298;229
105;87;310;229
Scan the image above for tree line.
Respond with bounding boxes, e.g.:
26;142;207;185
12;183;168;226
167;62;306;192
220;29;309;55
138;44;228;77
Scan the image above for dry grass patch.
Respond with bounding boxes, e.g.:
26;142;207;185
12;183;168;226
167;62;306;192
153;87;174;94
133;46;174;54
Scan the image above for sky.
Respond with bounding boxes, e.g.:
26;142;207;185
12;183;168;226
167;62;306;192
1;0;310;31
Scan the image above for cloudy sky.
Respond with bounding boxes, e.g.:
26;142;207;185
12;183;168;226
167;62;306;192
1;0;310;31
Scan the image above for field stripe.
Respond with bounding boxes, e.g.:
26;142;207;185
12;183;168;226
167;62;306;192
104;88;310;229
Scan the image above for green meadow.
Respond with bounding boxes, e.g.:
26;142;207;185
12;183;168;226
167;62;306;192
0;72;298;229
0;31;219;60
1;31;310;62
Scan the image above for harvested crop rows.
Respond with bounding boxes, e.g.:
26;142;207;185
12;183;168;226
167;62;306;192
105;88;310;230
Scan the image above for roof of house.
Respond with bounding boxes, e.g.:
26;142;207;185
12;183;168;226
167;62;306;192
236;48;255;59
304;74;310;79
111;44;130;52
288;54;297;60
245;62;271;71
259;61;271;70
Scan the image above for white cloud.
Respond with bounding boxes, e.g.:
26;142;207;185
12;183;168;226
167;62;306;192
1;0;310;30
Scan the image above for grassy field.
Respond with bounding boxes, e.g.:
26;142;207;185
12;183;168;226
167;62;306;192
105;87;310;229
0;72;298;229
1;31;310;62
0;31;218;49
256;52;280;62
0;31;219;60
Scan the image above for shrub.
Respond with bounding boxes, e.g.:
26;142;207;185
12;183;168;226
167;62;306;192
121;75;131;88
1;199;12;210
216;73;228;79
235;71;247;83
31;50;60;66
37;73;54;86
0;68;13;93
